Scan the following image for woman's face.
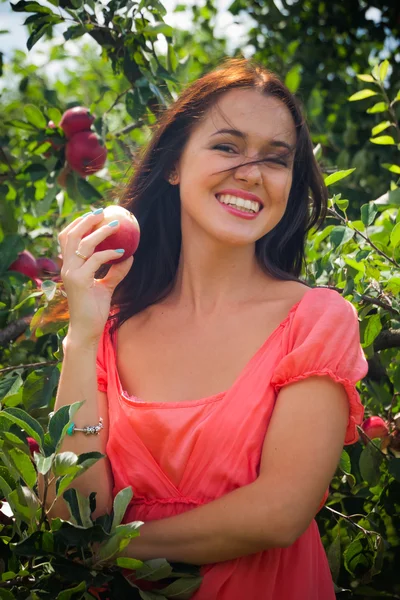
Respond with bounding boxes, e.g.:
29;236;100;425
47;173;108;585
174;88;297;246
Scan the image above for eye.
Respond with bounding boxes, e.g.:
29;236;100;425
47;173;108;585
263;156;289;167
213;144;237;154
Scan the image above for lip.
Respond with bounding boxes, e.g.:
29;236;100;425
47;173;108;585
215;188;264;207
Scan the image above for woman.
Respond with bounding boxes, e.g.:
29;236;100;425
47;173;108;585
53;58;368;599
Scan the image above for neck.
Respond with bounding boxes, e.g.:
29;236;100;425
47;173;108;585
167;229;269;320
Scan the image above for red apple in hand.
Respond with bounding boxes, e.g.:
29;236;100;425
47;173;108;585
88;205;140;264
361;416;389;444
60;106;94;138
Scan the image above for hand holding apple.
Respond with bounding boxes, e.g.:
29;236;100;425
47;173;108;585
58;206;139;344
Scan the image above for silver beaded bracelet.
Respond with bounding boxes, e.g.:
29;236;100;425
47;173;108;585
66;417;104;436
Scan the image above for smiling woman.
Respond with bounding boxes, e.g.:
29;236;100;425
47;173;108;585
51;58;368;600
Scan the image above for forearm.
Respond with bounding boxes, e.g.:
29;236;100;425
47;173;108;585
124;480;287;565
41;334;113;520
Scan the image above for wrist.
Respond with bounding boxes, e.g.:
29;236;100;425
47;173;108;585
63;332;101;353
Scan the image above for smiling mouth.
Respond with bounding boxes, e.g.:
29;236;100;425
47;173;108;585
215;194;263;214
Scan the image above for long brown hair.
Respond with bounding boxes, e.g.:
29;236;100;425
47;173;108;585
110;57;328;330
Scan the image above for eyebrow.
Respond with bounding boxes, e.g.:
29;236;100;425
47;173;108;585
210;128;295;153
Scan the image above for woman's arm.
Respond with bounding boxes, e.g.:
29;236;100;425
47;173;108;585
38;335;113;520
122;375;348;565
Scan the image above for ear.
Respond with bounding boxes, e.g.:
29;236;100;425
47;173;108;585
167;167;180;185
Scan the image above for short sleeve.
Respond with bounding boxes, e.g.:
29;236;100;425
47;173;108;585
270;289;369;445
96;320;112;393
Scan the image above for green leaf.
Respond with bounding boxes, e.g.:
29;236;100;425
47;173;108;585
142;23;174;37
96;521;143;563
367;102;388;114
5;447;37;489
285;64;301;93
27;23;51;51
378;59;389;82
361;202;378;226
356;74;375;83
48;401;85;452
53;452;78;477
161;577;203;599
115;556;144;569
390;222;400;248
330;226;355;248
34;453;54;475
381;163;400;174
11;1;52;14
23;163;48;181
56;581;86;600
63;488;93;528
335;198;349;212
23;104;47;129
0;234;25;275
371;121;392;137
126;88;145;121
76;177;103;202
111;486;133;532
339;450;351;473
364;313;382;347
388;459;400;482
47;107;62;126
324;169;355;186
135;558;172;581
369;135;396;145
359;442;383;486
0;373;23;401
7;119;37;131
348;89;378;101
2;407;44;448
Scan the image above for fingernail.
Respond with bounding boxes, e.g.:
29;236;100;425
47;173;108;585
114;249;125;254
93;208;104;215
82;211;92;218
108;220;119;227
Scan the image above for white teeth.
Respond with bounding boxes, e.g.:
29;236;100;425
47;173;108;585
217;194;261;213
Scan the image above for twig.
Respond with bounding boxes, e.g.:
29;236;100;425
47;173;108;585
0;146;17;177
0;317;32;346
324;505;381;537
0;360;58;374
103;87;132;117
114;120;145;137
326;207;400;269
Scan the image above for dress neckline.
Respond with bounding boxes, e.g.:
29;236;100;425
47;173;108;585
109;286;316;409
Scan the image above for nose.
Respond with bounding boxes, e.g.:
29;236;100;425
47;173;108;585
233;159;262;186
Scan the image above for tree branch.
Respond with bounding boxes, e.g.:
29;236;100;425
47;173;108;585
0;317;31;346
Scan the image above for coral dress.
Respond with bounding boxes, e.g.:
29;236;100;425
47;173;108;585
96;287;369;599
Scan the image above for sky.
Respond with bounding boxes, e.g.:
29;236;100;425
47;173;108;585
0;0;254;82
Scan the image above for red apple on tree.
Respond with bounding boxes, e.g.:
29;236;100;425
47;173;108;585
60;106;95;138
8;250;39;280
36;257;61;279
85;205;140;264
361;416;389;445
66;131;107;176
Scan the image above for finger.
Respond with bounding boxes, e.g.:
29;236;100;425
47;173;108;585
64;212;115;266
72;221;122;266
101;255;134;291
58;210;94;252
78;248;131;279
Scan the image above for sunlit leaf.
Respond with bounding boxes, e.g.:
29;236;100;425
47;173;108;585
348;89;378;101
324;169;355;186
369;135;396;145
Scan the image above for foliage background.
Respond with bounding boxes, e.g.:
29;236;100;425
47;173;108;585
0;0;399;598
